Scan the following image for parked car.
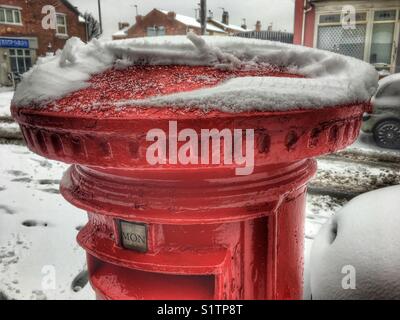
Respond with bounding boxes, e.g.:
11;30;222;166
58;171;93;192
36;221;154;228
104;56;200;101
362;73;400;150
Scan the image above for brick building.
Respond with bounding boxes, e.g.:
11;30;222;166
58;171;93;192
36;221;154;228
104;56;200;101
113;8;226;40
0;0;87;85
294;0;400;74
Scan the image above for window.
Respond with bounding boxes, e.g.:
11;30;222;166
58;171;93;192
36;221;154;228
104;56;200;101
9;49;32;74
319;13;367;24
370;23;395;65
319;14;341;24
370;10;397;65
56;14;67;35
374;10;396;21
147;26;165;37
0;7;22;25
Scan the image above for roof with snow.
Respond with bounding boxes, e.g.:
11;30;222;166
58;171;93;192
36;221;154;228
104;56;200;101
209;19;248;33
60;0;86;24
113;26;130;38
158;10;225;34
60;0;81;16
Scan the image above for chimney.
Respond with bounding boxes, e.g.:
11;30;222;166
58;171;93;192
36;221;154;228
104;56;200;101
118;22;129;30
255;20;262;32
167;11;176;20
136;15;143;24
267;23;273;31
241;19;247;30
222;10;229;25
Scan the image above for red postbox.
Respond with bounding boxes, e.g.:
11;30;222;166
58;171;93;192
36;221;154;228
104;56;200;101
12;64;369;300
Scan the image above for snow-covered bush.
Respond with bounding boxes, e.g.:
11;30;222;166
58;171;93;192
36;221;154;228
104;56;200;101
310;185;400;300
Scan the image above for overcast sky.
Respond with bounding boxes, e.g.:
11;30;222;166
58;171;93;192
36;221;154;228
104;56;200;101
69;0;295;40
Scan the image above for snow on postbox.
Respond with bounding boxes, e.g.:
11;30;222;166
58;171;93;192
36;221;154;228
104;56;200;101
11;35;378;300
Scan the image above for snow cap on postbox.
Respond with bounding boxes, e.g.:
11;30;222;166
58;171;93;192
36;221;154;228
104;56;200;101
12;33;379;113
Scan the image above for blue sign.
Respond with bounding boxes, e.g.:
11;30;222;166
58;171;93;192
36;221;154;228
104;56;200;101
0;38;29;49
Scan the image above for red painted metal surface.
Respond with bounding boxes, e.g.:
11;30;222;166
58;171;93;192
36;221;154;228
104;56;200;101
12;65;369;300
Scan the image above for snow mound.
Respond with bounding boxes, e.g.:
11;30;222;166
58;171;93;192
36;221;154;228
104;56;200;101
13;34;378;112
310;185;400;300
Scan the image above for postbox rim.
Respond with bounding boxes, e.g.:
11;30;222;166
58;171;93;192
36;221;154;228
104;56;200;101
12;101;368;170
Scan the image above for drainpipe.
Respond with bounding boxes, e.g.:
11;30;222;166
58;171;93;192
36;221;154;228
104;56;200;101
301;0;313;46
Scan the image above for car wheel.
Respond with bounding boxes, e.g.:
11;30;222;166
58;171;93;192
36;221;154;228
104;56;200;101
373;119;400;150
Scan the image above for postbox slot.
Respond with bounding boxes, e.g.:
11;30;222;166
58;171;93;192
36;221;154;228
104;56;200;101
89;257;216;300
78;219;231;274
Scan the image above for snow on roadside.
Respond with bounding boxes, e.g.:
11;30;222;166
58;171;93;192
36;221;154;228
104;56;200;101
0;122;21;139
0;88;13;118
314;157;400;195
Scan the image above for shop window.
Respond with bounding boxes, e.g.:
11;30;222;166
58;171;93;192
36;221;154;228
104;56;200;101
317;24;367;60
370;10;396;65
317;8;400;69
9;49;32;74
370;23;395;65
317;11;368;60
56;14;68;35
0;7;22;25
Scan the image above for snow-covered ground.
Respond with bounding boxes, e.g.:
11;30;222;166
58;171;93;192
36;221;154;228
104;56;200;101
0;144;93;300
313;155;400;196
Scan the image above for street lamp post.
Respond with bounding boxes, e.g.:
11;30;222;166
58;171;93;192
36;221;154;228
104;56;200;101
200;0;207;35
97;0;103;35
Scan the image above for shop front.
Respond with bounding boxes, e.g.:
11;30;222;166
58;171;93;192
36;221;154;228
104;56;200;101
0;36;37;85
294;0;400;74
